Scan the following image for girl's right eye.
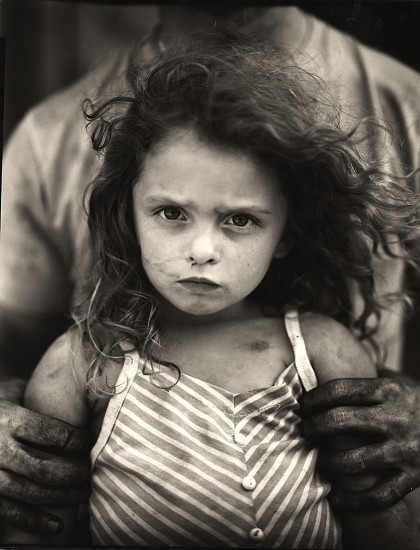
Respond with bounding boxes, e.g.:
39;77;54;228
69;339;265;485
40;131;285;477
156;207;185;221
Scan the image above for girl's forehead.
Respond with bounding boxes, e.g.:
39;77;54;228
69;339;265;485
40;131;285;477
137;129;284;205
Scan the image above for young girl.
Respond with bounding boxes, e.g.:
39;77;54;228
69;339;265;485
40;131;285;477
5;34;420;547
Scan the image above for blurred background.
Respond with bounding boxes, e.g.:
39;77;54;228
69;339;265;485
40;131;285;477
1;1;420;142
1;0;420;373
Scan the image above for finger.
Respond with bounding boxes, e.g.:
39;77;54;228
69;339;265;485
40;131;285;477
13;411;91;455
318;442;388;475
303;406;386;442
318;440;414;475
0;469;90;505
302;378;384;416
0;496;63;535
4;442;90;485
329;471;416;512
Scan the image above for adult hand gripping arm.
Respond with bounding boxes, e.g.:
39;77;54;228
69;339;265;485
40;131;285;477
0;394;91;536
0;315;91;537
302;371;420;512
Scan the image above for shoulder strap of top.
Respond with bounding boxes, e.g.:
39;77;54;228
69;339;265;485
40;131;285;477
90;353;139;467
284;307;318;392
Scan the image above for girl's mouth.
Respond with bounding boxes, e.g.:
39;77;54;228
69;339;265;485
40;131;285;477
177;277;221;291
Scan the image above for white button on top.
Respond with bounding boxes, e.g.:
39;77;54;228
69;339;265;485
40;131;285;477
248;527;264;542
233;432;246;446
242;476;257;491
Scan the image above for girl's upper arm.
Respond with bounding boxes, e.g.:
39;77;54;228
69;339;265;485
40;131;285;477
299;312;377;384
24;326;89;427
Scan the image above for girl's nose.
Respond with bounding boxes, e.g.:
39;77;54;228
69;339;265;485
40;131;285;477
186;231;221;266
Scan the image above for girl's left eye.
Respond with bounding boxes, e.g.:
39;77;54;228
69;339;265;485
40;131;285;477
226;214;256;228
157;207;185;220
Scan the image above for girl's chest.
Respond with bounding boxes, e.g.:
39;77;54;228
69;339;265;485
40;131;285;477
157;316;294;394
90;315;295;437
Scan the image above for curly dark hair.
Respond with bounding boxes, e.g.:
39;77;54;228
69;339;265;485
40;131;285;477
79;32;419;392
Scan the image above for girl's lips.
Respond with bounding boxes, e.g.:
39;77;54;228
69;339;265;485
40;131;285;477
178;277;220;286
177;278;221;292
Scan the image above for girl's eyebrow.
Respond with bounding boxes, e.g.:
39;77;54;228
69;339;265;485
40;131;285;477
144;195;273;215
144;195;200;210
144;195;193;206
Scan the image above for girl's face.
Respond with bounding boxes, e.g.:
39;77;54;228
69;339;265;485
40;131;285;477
133;129;288;321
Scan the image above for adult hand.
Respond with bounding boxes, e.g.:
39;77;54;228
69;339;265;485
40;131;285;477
302;373;420;512
0;397;91;536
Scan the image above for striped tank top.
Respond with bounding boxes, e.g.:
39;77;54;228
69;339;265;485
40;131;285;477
90;309;341;547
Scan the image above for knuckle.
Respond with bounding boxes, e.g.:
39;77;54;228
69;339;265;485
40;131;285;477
375;410;396;436
24;486;39;504
56;425;75;450
342;449;366;474
372;378;393;401
387;477;406;504
37;457;79;485
324;407;349;431
65;426;90;454
5;441;22;465
383;378;402;400
325;379;347;402
391;412;415;441
36;462;59;485
21;452;53;483
374;404;405;435
327;448;362;474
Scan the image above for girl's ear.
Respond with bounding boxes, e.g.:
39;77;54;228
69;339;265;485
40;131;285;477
273;238;291;259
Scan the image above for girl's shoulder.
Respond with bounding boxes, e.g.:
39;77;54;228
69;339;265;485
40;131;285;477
24;326;91;427
297;312;377;384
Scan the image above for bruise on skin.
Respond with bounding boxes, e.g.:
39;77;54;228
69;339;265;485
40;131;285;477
247;340;270;352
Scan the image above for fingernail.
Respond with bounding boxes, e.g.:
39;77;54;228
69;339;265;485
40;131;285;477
47;519;61;533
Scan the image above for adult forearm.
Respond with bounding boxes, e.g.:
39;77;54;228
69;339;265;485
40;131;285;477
0;306;70;381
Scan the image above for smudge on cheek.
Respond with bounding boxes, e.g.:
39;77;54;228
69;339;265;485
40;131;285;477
142;254;184;279
143;254;185;267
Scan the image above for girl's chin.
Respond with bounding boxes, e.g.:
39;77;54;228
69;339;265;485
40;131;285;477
161;297;250;324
